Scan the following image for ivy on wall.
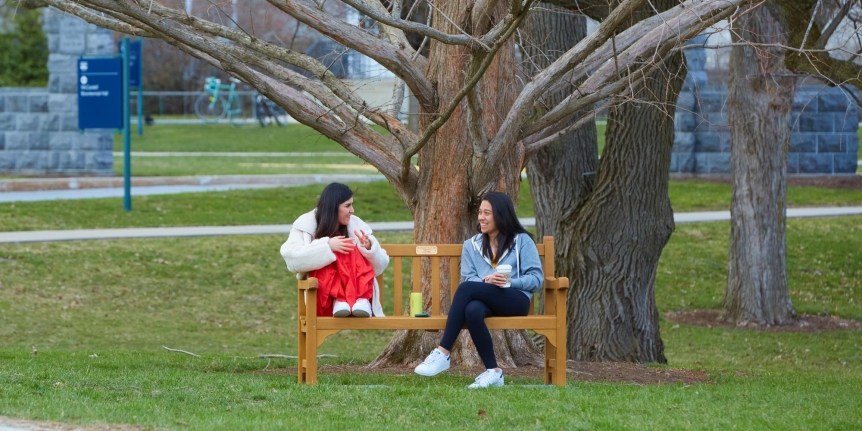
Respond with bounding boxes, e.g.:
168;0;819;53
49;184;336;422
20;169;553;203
0;8;49;87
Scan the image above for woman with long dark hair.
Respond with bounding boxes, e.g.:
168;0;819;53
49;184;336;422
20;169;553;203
280;183;389;317
414;192;543;388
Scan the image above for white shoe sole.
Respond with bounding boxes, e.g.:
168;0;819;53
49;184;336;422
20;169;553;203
468;378;504;388
414;364;449;377
352;309;370;317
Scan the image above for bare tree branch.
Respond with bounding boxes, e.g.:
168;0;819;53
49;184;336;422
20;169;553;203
340;0;478;47
402;0;535;174
24;0;154;36
268;0;435;108
816;0;856;49
482;0;648;167
527;0;738;142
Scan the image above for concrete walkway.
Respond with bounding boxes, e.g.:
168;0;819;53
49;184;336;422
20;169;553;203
0;174;385;201
111;151;359;157
0;183;289;202
2;207;861;244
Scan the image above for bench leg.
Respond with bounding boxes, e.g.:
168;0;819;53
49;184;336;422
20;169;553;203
554;329;566;386
543;334;555;385
298;318;307;384
543;332;568;386
306;324;318;385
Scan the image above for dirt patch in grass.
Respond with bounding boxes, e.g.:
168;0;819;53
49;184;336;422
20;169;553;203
666;309;862;332
0;416;145;431
273;360;709;385
671;174;862;190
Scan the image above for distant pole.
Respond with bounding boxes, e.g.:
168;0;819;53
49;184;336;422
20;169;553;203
122;37;132;212
137;36;144;136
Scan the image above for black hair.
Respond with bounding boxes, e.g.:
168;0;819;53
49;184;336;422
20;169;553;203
314;183;353;239
477;191;533;264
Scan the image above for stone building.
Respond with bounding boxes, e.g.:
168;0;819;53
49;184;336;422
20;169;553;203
672;34;859;175
0;8;114;176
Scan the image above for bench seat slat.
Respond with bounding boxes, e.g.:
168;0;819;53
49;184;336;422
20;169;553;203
314;316;558;330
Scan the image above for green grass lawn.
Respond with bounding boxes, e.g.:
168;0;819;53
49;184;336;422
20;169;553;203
3;179;862;232
121;123;598;155
0;219;860;429
114;124;348;153
114;155;375;177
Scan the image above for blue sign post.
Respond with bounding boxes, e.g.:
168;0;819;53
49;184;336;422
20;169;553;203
119;38;144;136
78;40;132;212
121;38;132;212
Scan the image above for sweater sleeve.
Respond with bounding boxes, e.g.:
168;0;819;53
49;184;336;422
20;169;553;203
459;241;483;283
357;233;389;276
280;228;337;273
509;234;544;293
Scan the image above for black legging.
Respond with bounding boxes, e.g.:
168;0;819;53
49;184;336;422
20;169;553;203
439;281;531;369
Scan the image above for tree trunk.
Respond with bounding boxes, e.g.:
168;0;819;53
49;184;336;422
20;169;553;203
566;1;684;363
723;3;796;325
371;0;541;369
522;5;598;321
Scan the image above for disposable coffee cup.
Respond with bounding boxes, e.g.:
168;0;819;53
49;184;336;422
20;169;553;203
496;264;512;288
410;292;423;316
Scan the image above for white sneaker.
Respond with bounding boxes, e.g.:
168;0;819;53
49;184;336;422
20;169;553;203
351;298;372;317
467;369;504;388
332;300;351;317
414;349;450;376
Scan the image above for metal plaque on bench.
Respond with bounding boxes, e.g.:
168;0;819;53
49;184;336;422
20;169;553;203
415;246;438;255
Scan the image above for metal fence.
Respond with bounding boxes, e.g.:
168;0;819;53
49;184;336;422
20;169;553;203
130;90;258;121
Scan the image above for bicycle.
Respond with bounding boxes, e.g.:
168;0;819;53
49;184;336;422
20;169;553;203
195;76;243;125
253;91;287;128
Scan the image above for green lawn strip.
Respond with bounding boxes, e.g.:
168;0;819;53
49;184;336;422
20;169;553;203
0;222;860;429
670;180;862;211
0;181;413;232
4;178;862;232
0;351;859;430
114;124;348;153
113;155;376;177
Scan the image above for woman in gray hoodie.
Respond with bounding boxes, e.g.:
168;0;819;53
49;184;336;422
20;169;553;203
414;192;544;388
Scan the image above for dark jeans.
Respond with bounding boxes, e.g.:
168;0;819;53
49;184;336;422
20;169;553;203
439;281;531;369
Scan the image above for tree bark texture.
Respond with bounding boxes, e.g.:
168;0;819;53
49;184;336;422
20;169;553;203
371;0;541;369
566;0;685;363
522;5;598;319
724;2;797;325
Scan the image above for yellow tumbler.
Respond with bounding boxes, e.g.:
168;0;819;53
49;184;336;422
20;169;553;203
410;292;423;316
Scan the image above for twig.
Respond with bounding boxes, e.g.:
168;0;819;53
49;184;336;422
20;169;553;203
257;354;338;359
799;0;821;51
162;346;201;357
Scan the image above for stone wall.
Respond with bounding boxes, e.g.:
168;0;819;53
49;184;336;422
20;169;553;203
672;37;859;175
0;7;114;176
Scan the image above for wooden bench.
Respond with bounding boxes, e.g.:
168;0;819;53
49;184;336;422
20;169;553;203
296;236;570;386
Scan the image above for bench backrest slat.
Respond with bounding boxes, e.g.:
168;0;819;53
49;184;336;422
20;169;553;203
412;258;421;293
379;237;552;316
430;256;441;315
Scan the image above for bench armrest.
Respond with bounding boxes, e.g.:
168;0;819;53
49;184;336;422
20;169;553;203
543;276;570;291
298;277;319;291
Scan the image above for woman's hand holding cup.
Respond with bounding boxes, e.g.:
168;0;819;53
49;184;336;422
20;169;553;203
482;270;509;287
495;264;512;287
